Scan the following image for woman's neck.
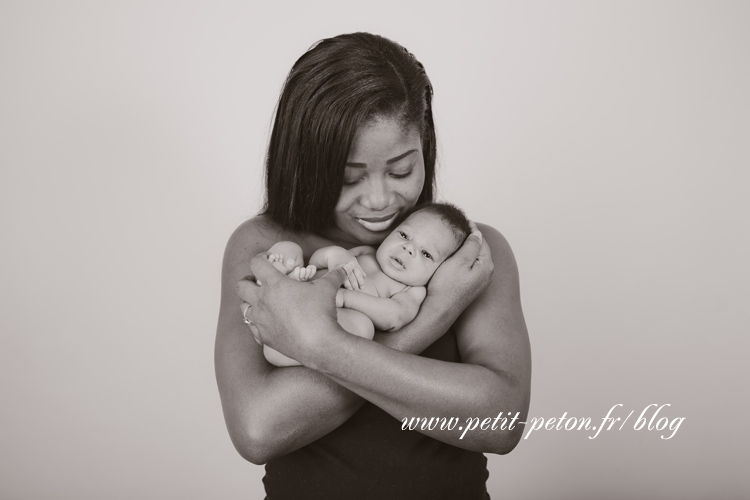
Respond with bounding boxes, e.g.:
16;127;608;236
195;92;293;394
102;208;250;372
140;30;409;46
319;225;370;249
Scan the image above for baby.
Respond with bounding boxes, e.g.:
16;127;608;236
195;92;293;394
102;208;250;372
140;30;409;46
262;202;472;367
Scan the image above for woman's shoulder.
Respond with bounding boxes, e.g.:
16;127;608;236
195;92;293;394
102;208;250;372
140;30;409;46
476;222;518;292
473;222;519;283
474;222;514;256
224;215;335;262
224;215;285;262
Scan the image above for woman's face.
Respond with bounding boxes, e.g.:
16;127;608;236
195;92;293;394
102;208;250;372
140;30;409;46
329;117;426;247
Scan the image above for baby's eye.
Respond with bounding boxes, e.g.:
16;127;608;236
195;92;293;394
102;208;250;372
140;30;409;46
422;250;433;260
398;231;407;239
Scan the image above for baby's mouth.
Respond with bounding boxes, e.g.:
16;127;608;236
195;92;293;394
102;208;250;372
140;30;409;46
391;256;405;270
356;213;398;232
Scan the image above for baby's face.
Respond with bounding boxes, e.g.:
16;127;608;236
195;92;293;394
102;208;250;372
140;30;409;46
375;210;459;286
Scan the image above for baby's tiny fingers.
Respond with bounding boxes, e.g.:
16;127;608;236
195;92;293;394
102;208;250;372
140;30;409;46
354;268;365;289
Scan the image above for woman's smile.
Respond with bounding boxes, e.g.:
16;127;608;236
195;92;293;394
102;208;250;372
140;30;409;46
355;213;399;232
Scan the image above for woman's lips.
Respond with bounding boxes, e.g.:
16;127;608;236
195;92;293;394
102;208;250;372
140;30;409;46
355;213;398;232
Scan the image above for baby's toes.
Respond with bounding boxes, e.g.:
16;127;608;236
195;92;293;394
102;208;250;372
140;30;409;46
267;253;281;262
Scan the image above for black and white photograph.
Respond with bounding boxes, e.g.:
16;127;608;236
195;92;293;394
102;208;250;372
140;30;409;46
1;2;747;499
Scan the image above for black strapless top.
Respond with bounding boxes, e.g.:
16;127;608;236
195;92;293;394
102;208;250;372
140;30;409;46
263;329;490;500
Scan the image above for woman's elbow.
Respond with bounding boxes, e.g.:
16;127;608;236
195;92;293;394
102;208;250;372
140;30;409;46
230;428;269;465
229;420;284;465
492;423;525;455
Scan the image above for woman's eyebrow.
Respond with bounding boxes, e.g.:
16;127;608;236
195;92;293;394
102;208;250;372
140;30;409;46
387;149;417;164
345;149;417;168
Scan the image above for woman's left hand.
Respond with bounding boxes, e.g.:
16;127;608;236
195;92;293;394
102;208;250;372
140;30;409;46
236;252;349;365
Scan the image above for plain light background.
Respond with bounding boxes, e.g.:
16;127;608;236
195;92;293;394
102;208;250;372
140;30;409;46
2;1;748;498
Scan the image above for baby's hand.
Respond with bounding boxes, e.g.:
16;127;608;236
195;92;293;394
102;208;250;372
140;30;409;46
323;248;366;290
289;265;317;282
338;259;366;291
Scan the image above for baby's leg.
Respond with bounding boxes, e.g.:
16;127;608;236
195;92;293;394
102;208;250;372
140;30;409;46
263;308;375;368
336;307;375;340
263;345;300;367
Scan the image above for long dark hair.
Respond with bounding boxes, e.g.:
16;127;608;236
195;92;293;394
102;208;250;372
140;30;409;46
262;32;436;232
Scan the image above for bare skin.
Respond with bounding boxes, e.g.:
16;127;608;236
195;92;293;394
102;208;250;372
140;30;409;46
215;118;531;464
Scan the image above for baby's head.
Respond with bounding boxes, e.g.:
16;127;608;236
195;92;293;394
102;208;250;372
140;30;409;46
376;202;471;286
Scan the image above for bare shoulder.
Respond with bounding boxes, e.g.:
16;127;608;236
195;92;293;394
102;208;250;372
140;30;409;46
472;223;521;299
475;223;517;270
225;216;284;259
220;217;278;287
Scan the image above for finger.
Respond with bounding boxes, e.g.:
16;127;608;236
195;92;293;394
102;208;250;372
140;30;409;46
250;325;262;345
236;277;260;302
249;252;286;285
472;237;492;269
467;220;483;245
241;301;251;318
451;225;483;264
354;267;366;289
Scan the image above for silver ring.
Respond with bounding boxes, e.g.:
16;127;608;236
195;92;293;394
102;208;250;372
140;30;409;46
243;306;253;326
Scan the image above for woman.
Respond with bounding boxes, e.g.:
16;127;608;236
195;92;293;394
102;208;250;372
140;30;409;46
215;33;531;499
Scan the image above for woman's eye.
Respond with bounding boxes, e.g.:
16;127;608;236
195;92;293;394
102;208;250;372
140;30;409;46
390;169;413;179
422;251;433;260
342;178;362;186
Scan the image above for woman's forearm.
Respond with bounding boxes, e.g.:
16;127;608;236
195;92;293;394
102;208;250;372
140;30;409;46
302;331;526;454
233;291;469;463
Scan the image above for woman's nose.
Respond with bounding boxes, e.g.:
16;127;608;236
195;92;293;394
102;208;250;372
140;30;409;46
361;177;393;212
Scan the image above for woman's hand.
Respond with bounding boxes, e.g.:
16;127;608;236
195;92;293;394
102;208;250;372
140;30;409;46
427;221;494;310
236;252;349;366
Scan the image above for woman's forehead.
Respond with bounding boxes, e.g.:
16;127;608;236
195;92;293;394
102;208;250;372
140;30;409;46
347;117;422;163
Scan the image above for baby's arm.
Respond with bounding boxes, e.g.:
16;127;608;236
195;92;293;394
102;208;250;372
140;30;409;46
266;241;316;281
309;245;369;290
336;286;427;332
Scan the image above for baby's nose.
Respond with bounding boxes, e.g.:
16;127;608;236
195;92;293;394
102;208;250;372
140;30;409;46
401;243;414;256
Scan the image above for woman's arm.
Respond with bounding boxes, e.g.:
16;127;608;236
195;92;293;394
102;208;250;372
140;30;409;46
216;217;493;464
247;223;530;454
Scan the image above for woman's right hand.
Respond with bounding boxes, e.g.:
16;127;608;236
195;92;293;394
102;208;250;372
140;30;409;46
427;222;494;310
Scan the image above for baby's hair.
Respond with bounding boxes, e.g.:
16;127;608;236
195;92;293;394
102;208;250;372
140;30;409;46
397;202;472;254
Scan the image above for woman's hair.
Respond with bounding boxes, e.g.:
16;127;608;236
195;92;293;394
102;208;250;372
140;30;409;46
262;32;436;232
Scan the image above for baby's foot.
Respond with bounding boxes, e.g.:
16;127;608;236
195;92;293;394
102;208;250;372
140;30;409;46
267;253;298;275
289;265;317;281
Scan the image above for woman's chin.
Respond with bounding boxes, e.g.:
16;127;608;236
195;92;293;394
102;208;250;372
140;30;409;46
351;228;388;246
